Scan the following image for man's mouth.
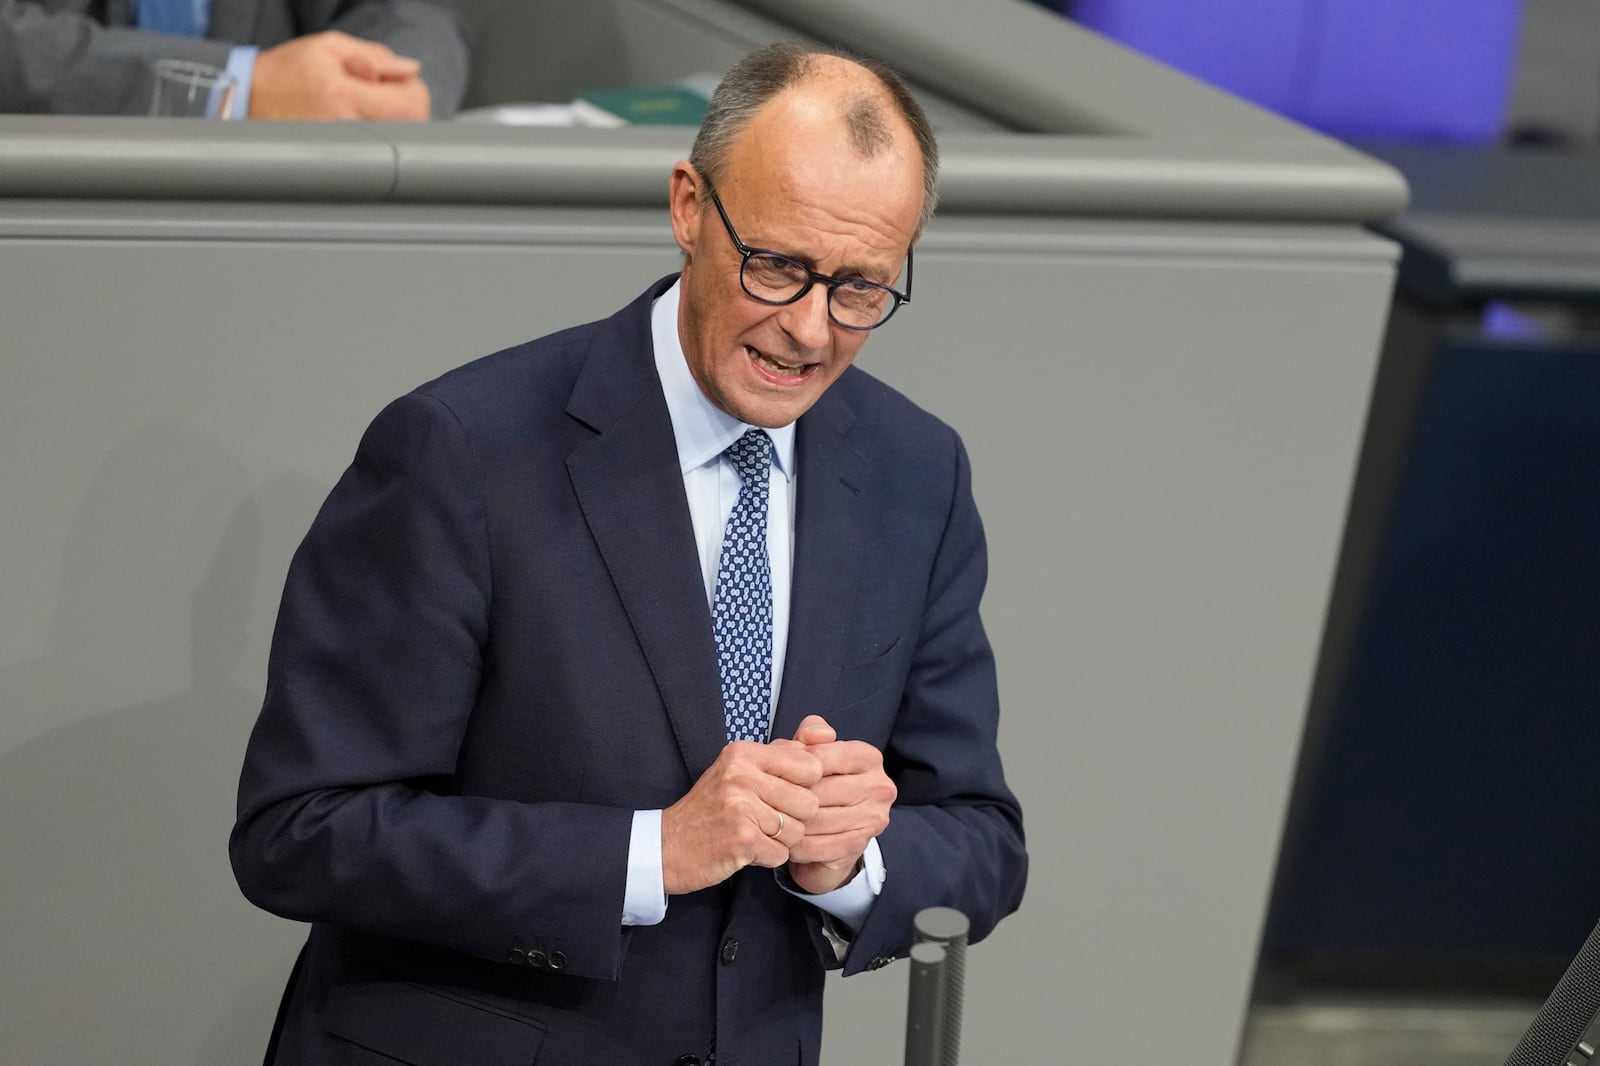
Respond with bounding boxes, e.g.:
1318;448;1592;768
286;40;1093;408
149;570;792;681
746;345;817;379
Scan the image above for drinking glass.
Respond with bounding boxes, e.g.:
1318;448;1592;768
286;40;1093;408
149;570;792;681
149;59;238;118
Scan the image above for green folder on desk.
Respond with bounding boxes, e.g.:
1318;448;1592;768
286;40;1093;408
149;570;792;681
571;85;711;127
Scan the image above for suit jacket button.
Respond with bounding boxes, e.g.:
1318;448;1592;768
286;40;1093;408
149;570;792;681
528;949;548;969
548;950;567;971
720;937;739;965
508;947;527;966
674;1057;701;1066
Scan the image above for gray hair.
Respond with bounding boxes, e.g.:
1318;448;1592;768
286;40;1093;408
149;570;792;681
688;42;941;238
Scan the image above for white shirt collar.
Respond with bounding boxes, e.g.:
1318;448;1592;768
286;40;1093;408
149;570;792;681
650;278;796;480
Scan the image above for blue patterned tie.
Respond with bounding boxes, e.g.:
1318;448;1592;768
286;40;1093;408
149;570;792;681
714;429;774;745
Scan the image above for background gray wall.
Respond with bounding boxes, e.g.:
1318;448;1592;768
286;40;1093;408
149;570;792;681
1509;0;1600;143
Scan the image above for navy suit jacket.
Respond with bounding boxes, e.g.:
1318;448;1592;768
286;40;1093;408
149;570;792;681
231;276;1026;1066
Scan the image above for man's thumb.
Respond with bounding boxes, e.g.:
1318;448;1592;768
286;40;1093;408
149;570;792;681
794;714;836;745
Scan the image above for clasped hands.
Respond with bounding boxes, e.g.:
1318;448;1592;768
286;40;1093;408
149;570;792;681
250;31;431;121
661;715;896;897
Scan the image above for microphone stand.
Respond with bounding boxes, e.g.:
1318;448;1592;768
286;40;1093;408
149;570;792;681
904;907;970;1066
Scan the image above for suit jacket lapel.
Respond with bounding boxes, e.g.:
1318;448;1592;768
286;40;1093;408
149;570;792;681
565;281;726;780
773;387;869;743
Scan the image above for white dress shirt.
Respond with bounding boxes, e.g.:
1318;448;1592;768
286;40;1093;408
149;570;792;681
620;280;885;934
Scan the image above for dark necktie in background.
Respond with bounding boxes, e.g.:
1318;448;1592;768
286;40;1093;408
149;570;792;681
137;0;206;37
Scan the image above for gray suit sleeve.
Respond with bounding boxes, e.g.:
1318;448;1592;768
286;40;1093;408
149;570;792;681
0;0;470;118
0;0;233;114
324;0;471;117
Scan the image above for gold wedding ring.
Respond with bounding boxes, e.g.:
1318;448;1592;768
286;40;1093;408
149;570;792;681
769;811;785;839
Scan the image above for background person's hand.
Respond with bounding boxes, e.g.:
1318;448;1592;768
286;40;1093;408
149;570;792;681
661;738;822;895
249;31;431;120
786;715;896;895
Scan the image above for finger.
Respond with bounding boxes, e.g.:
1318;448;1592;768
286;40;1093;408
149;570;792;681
787;833;868;869
737;739;823;787
376;61;424;84
811;773;870;809
758;806;800;849
813;764;895;804
330;37;412;81
809;739;885;776
793;714;835;746
747;834;792;870
797;803;888;840
336;43;419;84
349;81;431;121
754;777;821;826
740;809;792;868
736;808;792;864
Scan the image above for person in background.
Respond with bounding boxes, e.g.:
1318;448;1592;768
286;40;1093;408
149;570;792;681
230;42;1026;1065
0;0;467;119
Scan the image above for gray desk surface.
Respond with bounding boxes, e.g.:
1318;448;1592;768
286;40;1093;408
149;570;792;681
0;118;1406;224
1362;144;1600;302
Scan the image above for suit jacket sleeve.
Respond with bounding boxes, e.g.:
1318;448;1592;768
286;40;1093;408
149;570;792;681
230;392;638;981
0;0;468;117
838;426;1028;975
0;0;233;114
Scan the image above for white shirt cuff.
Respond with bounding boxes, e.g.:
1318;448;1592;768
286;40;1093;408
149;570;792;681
621;809;667;926
778;836;886;933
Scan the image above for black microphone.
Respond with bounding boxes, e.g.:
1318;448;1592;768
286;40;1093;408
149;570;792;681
904;907;969;1066
1506;919;1600;1066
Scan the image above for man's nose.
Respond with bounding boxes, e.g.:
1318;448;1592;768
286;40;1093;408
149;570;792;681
777;283;833;352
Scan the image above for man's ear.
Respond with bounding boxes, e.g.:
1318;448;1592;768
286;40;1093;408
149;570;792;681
667;162;704;257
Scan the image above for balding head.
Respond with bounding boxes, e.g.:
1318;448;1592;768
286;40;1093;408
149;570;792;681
689;44;940;238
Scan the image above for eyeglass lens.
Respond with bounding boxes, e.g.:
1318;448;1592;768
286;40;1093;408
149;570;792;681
741;253;899;329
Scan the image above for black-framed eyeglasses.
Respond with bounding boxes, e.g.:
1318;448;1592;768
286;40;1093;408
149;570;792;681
706;185;912;331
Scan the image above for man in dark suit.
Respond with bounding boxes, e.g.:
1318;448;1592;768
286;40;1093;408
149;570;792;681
0;0;465;118
231;43;1026;1065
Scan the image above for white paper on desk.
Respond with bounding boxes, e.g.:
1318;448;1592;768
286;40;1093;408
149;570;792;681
452;103;580;126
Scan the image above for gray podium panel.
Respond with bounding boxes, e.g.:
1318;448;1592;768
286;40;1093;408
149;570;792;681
0;201;1396;1065
831;217;1398;1064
